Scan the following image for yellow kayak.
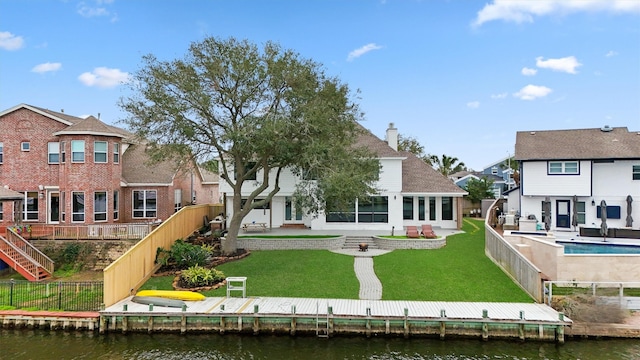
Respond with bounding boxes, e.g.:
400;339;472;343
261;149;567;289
135;290;205;301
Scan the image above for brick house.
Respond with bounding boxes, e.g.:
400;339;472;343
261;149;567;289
0;104;219;227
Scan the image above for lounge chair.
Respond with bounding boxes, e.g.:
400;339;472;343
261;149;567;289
406;226;420;238
421;224;437;238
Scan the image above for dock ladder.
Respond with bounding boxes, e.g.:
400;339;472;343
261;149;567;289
316;302;329;338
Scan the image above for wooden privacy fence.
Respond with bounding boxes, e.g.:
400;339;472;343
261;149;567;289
102;204;223;307
484;204;543;302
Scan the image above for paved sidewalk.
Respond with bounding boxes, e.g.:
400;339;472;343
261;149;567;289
354;257;382;300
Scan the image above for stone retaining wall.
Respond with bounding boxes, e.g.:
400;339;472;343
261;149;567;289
31;240;139;271
373;237;446;250
236;236;346;250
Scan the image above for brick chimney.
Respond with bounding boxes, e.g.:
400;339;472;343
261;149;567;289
385;122;398;151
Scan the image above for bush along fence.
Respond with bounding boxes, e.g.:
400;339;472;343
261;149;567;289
0;280;104;311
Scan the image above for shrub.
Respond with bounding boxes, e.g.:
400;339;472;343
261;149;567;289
180;265;225;288
156;240;211;269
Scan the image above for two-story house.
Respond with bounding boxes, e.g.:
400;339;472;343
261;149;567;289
0;104;219;227
219;123;467;231
514;126;639;232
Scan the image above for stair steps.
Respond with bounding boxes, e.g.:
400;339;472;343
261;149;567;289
342;236;378;250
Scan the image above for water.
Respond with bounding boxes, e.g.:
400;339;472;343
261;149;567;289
1;329;639;359
558;241;640;255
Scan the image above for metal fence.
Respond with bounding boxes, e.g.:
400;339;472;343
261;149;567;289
0;279;104;311
544;281;640;310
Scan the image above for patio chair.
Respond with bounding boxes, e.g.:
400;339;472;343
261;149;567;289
420;224;437;238
405;226;420;238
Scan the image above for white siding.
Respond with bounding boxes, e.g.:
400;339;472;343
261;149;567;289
521;161;591;196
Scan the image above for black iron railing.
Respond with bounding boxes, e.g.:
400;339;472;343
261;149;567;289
0;279;103;311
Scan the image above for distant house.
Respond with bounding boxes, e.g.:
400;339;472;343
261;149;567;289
451;157;515;199
514;126;639;231
219;123;468;231
0;104;219;227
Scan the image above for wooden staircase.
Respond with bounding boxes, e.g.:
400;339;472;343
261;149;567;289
0;229;54;281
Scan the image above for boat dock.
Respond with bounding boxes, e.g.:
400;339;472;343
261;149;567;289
99;296;571;342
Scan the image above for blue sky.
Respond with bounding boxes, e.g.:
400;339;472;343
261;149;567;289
1;0;639;170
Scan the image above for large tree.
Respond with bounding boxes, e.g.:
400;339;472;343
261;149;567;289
397;134;433;164
120;37;380;254
464;177;495;205
429;154;466;177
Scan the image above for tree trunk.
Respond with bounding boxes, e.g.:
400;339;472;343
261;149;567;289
221;213;243;255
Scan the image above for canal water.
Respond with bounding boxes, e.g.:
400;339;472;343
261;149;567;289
1;329;639;359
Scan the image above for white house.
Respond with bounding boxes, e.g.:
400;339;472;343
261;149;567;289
219;123;467;231
514;126;640;232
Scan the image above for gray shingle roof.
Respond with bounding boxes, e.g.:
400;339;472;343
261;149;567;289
121;144;178;185
53;116;128;138
515;127;640;160
400;151;467;194
355;123;403;158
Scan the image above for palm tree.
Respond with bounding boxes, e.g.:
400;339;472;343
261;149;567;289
500;156;520;187
429;154;466;177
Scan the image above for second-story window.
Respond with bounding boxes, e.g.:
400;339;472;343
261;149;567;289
633;165;640;180
548;161;578;174
113;143;120;164
48;142;60;163
60;141;66;163
94;141;107;163
0;142;3;163
71;140;85;163
21;141;30;151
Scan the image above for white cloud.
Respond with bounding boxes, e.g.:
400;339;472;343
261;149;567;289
513;84;552;100
467;101;480;109
536;56;582;74
77;1;118;22
521;67;537;76
605;50;618;57
78;67;129;88
347;43;383;61
491;92;508;99
0;31;25;51
472;0;640;27
31;62;62;73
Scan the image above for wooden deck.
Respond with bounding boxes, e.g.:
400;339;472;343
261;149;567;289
100;296;572;342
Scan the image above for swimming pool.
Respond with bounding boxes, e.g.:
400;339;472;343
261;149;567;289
557;241;640;254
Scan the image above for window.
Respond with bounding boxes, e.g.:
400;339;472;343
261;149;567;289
71;140;85;162
429;197;436;221
0;142;3;163
48;142;60;163
21;142;30;151
576;201;586;224
94;192;107;221
234;162;257;180
326;200;356;223
418;197;425;221
0;201;3;220
358;196;388;223
60;141;66;163
133;190;157;218
113;143;120;164
442;197;453;221
23;191;38;221
548;161;579;174
174;189;182;212
491;166;498;175
113;191;119;220
94;141;107;163
597;205;622;219
403;197;413;220
633;165;640;180
72;192;85;222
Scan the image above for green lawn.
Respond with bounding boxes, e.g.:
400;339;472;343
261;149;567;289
141;219;533;302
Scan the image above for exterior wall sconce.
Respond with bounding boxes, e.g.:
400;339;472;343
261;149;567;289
591;200;595;206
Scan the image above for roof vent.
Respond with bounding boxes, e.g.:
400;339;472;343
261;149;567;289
601;125;612;132
530;131;536;135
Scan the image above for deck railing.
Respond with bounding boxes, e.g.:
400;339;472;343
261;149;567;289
29;223;153;240
102;204;223;307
